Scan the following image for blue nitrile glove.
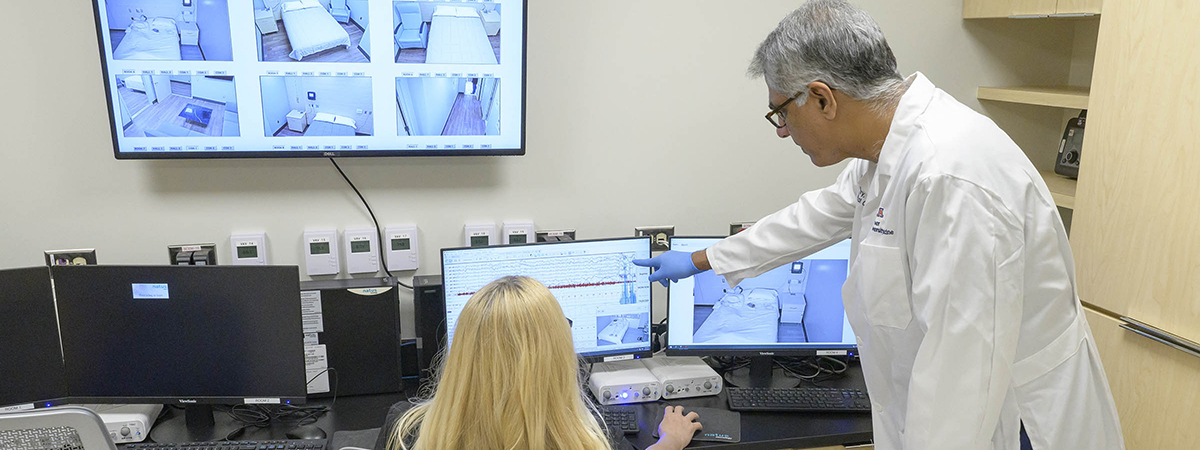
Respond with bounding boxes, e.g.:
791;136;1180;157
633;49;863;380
633;251;703;287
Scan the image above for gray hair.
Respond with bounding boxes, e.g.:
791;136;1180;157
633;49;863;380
749;0;905;112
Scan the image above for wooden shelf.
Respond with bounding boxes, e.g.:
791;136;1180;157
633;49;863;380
977;86;1090;109
1040;170;1077;209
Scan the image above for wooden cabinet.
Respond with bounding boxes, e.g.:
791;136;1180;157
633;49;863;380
1070;0;1200;448
1071;0;1200;341
963;0;1101;18
1085;309;1200;449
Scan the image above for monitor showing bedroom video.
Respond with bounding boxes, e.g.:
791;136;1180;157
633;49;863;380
92;0;526;159
666;237;858;356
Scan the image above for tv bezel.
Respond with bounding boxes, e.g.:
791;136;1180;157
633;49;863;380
90;0;528;160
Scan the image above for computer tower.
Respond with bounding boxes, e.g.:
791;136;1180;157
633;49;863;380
413;275;446;381
299;277;403;397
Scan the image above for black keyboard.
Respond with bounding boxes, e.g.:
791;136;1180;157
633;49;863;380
727;387;872;413
123;440;326;450
598;408;639;434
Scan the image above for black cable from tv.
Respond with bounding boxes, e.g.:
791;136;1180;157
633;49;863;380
329;158;413;290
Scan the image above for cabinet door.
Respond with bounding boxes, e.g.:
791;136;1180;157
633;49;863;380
1085;309;1200;449
1055;0;1102;14
963;0;1056;18
1071;0;1200;341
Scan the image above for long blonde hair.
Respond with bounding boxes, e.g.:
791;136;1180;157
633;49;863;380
390;276;612;450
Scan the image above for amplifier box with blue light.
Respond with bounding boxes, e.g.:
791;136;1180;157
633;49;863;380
588;359;660;405
641;356;722;400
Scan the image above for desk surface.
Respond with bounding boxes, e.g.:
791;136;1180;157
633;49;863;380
147;365;872;449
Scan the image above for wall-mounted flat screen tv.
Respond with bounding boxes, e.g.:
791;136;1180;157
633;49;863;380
93;0;525;159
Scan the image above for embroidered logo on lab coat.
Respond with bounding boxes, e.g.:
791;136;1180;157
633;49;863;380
872;208;895;235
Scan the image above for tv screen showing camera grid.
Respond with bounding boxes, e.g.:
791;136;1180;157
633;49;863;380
667;238;857;352
441;238;652;358
94;0;524;158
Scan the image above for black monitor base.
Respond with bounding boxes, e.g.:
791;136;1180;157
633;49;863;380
723;356;802;388
148;405;245;443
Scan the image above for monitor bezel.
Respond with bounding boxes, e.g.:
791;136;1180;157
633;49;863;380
440;236;654;363
664;236;857;358
48;265;309;407
91;1;529;160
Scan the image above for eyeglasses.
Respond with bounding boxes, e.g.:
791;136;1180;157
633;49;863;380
765;92;803;129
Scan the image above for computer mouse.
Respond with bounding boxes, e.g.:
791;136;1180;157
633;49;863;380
285;425;327;440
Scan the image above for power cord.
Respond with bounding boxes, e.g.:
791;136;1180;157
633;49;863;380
222;368;339;439
328;158;412;290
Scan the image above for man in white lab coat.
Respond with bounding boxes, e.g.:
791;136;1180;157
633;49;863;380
633;1;1124;449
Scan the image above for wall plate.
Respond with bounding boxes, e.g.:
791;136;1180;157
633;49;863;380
535;229;576;243
343;227;380;274
729;222;756;236
44;249;97;266
384;224;419;271
167;243;217;265
635;226;674;251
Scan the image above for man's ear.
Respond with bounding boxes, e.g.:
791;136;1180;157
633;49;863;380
808;81;837;120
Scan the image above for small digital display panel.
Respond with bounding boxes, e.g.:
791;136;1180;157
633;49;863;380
309;242;330;255
351;240;371;253
470;235;490;247
237;245;258;259
132;283;169;299
509;234;527;244
391;238;411;251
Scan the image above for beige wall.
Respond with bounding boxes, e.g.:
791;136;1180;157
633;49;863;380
0;0;1076;337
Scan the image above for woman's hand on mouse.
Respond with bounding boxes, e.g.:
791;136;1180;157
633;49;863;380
647;405;702;450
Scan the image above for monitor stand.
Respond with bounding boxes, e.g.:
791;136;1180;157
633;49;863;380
148;405;245;443
723;355;802;388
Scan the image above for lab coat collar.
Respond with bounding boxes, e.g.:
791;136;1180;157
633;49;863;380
875;72;935;178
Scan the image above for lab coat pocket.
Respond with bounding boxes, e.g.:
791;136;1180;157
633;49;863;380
855;242;912;329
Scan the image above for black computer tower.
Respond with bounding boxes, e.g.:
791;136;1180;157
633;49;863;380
413;275;446;381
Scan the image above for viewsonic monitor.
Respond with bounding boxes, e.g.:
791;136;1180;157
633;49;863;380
666;237;856;386
441;237;653;362
92;0;527;158
49;265;306;442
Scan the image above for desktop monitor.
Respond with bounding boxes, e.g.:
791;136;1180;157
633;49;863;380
666;237;855;387
441;237;653;362
49;265;307;442
0;267;68;409
91;0;527;159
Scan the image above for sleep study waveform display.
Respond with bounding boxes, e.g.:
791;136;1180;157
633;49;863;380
441;238;652;359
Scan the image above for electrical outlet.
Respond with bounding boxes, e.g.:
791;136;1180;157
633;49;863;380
635;226;674;251
730;221;756;236
535;229;576;243
44;249;97;266
168;243;218;265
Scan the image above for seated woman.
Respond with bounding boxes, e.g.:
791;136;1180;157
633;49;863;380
381;276;700;450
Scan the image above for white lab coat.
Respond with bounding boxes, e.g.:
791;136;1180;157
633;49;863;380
707;73;1124;450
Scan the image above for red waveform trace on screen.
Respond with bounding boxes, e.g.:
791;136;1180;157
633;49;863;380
456;279;636;296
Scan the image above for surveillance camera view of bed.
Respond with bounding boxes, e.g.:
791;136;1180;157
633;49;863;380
105;0;232;61
260;76;373;137
670;238;854;347
116;75;240;137
688;260;848;344
396;77;500;136
257;0;370;62
596;313;651;347
393;1;501;64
